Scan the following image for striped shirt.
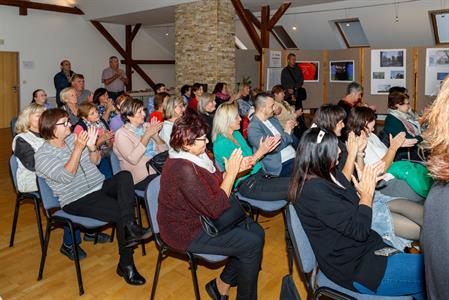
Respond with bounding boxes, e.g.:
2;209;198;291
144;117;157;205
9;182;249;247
35;134;104;207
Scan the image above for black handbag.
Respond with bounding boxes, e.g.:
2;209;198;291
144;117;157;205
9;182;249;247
200;195;247;237
146;150;169;174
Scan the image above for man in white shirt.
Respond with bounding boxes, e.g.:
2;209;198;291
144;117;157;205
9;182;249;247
247;93;297;177
102;56;128;101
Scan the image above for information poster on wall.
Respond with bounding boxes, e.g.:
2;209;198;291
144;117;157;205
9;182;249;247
425;48;449;96
370;49;406;95
266;67;282;90
268;50;282;68
298;61;320;82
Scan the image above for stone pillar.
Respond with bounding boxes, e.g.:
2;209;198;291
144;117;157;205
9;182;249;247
175;0;235;92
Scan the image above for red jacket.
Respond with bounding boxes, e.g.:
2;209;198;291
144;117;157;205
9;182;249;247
157;158;230;251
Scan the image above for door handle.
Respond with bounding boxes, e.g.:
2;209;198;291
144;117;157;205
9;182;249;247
12;85;17;93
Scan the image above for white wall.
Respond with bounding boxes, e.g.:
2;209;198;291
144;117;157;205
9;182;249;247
0;6;175;109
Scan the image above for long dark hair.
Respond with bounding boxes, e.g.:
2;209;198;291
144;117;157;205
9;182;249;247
346;106;376;136
288;127;339;203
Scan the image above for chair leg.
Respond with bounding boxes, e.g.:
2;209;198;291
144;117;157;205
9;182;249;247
33;197;44;252
68;222;84;295
135;196;146;256
37;220;52;280
94;231;99;244
150;251;164;300
254;209;260;222
283;210;294;275
187;253;201;300
110;225;115;243
9;196;21;247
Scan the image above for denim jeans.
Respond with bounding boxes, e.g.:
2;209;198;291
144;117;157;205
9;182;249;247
63;226;81;246
353;253;425;300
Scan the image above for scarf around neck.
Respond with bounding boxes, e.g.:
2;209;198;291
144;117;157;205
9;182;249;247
169;148;216;173
388;108;421;137
125;123;156;157
215;92;230;102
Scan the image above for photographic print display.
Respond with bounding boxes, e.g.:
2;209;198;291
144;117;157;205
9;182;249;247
425;48;449;96
371;49;406;95
297;61;320;82
329;60;354;82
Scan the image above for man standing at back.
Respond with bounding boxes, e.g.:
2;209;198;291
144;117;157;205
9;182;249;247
54;59;75;107
281;53;304;109
102;56;128;101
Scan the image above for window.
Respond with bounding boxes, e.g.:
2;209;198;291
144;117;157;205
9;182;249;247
430;9;449;45
271;26;298;49
235;36;248;50
334;18;369;48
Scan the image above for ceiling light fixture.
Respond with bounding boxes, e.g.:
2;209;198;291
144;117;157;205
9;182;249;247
292;26;297;30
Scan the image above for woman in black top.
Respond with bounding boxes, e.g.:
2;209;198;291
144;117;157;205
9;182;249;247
288;128;424;298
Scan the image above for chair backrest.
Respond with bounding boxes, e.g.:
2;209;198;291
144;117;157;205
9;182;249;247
37;176;61;212
144;176;161;234
286;203;317;292
11;117;18;137
109;151;121;175
9;155;19;193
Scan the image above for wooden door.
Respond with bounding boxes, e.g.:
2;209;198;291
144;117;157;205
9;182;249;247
0;52;19;128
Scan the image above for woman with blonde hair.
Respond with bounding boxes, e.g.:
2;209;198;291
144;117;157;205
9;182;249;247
212;102;289;201
13;103;87;259
159;96;186;147
421;76;449;299
197;93;216;151
60;86;79;127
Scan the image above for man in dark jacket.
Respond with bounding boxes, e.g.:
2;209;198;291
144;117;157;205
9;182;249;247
281;53;304;108
54;59;75;107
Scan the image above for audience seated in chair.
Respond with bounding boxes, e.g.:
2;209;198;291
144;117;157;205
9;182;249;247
159;96;186;147
149;92;169;123
31;89;52;109
110;94;131;133
197;93;217;152
158;113;264;300
146;83;166;117
71;74;92;104
212;102;289;201
113;98;166;191
247;92;296;177
187;83;204;113
289;127;425;299
35;108;152;285
93;88;116;123
60;87;80;127
212;82;231;107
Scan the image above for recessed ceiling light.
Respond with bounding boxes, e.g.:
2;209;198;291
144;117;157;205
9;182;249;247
346;23;350;27
165;33;169;36
292;26;297;31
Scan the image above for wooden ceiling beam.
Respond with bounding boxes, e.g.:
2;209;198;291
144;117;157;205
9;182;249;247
231;0;262;54
260;5;270;48
126;60;175;65
130;24;142;42
0;0;83;15
268;2;291;29
245;9;261;29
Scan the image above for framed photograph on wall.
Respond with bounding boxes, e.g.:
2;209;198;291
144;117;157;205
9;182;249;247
297;61;320;82
371;49;407;95
329;60;354;83
425;48;449;96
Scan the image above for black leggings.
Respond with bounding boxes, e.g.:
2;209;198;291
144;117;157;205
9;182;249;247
134;174;158;191
238;169;289;201
63;171;136;266
188;219;264;300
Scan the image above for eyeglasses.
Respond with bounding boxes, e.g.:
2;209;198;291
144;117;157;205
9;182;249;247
195;136;208;142
55;120;70;127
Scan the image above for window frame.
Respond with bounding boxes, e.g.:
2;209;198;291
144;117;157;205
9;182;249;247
429;9;449;46
334;18;369;48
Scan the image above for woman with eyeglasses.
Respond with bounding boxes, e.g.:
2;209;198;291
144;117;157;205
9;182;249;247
158;113;264;300
383;91;423;161
289;127;424;299
31;89;52;109
35;108;152;285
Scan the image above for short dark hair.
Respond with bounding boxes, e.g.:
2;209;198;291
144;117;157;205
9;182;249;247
78;102;97;119
71;73;84;82
32;89;45;101
180;84;192;96
109;56;118;61
120;98;144;123
388;91;409;109
271;84;285;95
313;104;347;132
170;113;208;152
93;88;108;105
346;106;376;136
191;83;204;98
154;83;166;93
154;92;169;111
287;53;296;59
388;86;408;95
39;108;69;140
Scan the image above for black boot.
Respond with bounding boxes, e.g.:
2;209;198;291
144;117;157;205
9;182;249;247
124;222;152;247
116;264;146;285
